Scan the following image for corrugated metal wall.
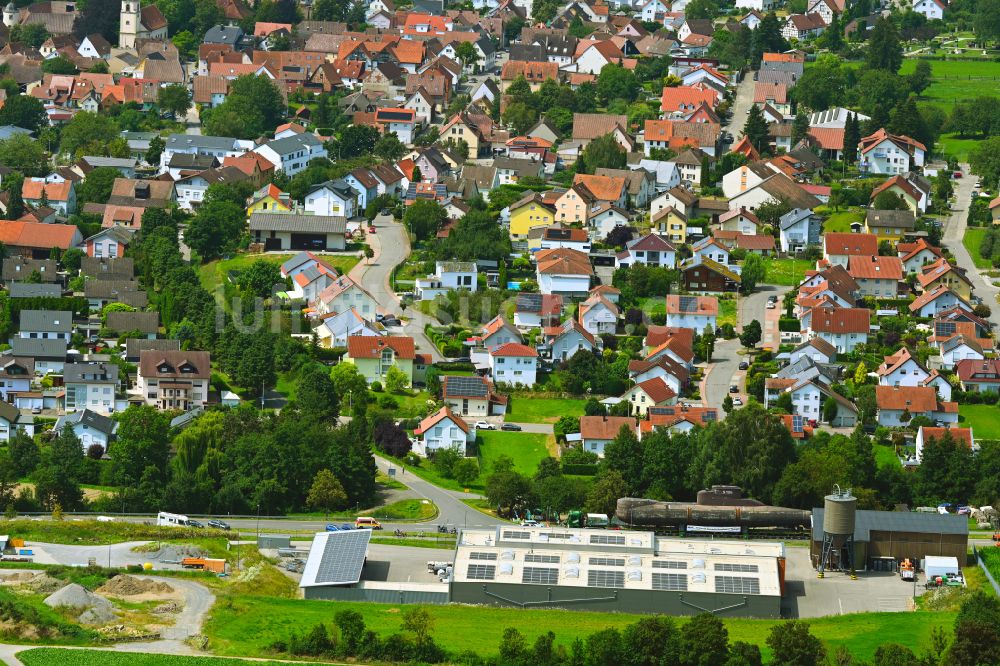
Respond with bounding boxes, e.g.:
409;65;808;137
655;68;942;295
303;587;449;604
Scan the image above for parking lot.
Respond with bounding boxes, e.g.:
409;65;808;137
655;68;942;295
782;547;918;617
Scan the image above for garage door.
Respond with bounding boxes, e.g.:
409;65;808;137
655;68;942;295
291;233;327;250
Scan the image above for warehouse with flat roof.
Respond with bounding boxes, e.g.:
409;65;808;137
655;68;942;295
448;527;784;617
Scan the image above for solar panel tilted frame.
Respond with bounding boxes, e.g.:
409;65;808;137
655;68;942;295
313;530;370;584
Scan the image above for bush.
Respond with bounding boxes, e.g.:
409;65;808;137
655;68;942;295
778;318;800;332
452;458;479;485
370;381;383;393
562;463;599;475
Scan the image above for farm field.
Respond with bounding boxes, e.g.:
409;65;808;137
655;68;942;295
479;431;553;476
505;396;588;423
958;404;1000;439
962;228;991;269
204;595;956;663
901;59;1000;111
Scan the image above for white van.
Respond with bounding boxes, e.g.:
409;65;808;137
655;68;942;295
157;511;190;527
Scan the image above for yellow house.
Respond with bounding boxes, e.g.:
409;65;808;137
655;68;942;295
863;209;914;243
509;192;555;240
247;183;292;217
554;183;594;225
917;258;974;301
652;205;687;245
344;335;415;386
441;113;485;158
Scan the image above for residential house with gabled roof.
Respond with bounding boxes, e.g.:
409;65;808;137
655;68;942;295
413;406;472;456
781;13;827;40
314;308;381;349
909;284;969;318
579;415;637;457
956;359;1000;393
314;274;377;317
441;374;507;416
616;233;676;269
870;173;930;213
571;112;629;148
544;318;598;362
664;294;717;330
488;342;537;387
515;292;563;330
863;208;916;243
622;377;677;416
578;293;618;336
876;385;957;427
535;247;593;296
344;335;415;385
136;350;210;411
846;255;903;298
808;306;870;353
22;179;75;215
860;128;927;174
823;232;879;267
897;238;943;273
917;257;973;301
304;179;357;218
480;315;522;351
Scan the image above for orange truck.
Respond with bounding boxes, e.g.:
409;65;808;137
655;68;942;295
180;557;226;573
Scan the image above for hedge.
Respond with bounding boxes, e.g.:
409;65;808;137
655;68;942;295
562;464;599;476
778;318;800;332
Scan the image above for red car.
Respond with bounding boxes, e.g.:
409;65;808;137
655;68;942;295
368;226;376;233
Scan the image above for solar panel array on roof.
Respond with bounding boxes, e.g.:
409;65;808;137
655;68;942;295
651;572;687;591
525;553;560;563
311;529;371;585
715;563;758;572
523;567;559;584
379;110;414;121
502;530;530;539
588;570;625;588
649;407;676;415
703;411;717;422
589;557;625;566
517;293;542;311
653;560;687;569
715;576;760;594
466;564;496;580
590;534;626;545
678;296;698;313
444;375;488;398
935;322;956;337
470;552;498;560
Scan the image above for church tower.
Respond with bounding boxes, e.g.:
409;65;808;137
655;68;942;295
3;3;18;28
119;0;139;48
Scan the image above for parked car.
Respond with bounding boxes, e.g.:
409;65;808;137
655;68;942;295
766;301;776;309
953;171;963;178
355;517;382;530
207;519;230;530
188;519;205;528
382;318;402;327
732;397;743;406
520;519;540;527
729;385;739;393
326;524;340;531
340;523;353;531
501;423;522;431
474;421;496;430
738;361;749;370
368;226;376;234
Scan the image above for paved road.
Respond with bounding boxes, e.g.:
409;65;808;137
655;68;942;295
943;164;1000;327
349;213;443;361
703;337;741;411
725;70;756;138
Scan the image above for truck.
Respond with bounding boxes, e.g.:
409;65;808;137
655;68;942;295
900;558;915;582
566;511;610;528
157;511;190;527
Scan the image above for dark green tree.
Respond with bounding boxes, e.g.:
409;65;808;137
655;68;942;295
33;426;85;510
76;167;120;207
766;621;825;666
791;113;810;147
679;613;729;666
204;75;286;139
743;105;770;154
403;199;447;241
184;200;245;259
866;17;903;72
579;133;626;174
843;113;860;165
0;95;48;133
158;84;192;117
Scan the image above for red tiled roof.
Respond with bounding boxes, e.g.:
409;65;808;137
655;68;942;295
810;306;870;333
416;405;469;435
875;385;939;412
633;377;676;403
580;415;637;440
490;342;537;357
346;335;415;360
847;255;903;280
920;426;973;448
825;232;878;256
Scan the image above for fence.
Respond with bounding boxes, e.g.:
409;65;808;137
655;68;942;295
973;545;1000;595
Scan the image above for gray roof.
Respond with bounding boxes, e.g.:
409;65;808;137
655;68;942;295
0;125;32;140
10;337;67;359
56;409;117;436
0;399;17;424
81;257;135;280
811;508;968;542
9;283;61;298
106;311;159;335
866;209;915;230
167;153;219;170
263;133;323;157
63;362;117;384
2;257;58;282
125;337;180;361
308;179;357;200
121;131;157;150
203;24;244;45
84;280;148;307
249;212;346;234
164;134;245;153
82;156;137;169
20;310;72;333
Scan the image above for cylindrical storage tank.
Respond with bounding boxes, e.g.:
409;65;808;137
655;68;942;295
823;490;857;536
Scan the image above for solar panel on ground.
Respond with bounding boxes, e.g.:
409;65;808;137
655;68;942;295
587;570;625;588
444;375;488;398
310;528;371;585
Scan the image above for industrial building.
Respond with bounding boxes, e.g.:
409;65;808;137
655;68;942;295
810;507;968;572
448;527;785;617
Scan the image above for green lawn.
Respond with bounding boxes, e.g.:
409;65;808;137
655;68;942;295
937;133;982;161
873;444;901;469
506;396;587;424
763;258;810;286
963;228;992;269
364;498;437;521
719;298;737;327
204;595;956;663
198;253;361;296
959;404;1000;439
638;296;665;316
18;649;301;666
479;431;553;476
823;210;865;233
900;59;1000;111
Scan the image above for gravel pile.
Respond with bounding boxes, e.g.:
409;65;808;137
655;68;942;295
97;575;174;596
44;583;118;625
0;571;39;583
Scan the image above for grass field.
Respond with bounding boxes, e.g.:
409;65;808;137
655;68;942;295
823;210;865;233
959;404;1000;438
901;59;1000;111
873;444;902;469
937;133;982;161
479;431;553;476
364;499;437;521
203;595;956;662
198;253;361;296
506;396;587;423
719;298;737;327
963;228;992;269
0;519;234;545
764;258;810;286
17;649;302;666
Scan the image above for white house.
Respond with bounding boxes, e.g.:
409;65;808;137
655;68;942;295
0;357;33;401
481;315;522;350
789;338;837;365
0;401;33;442
19;310;72;342
909;285;970;318
616;233;676;269
735;0;777;9
63;362;119;414
877;347;929;389
547;319;599;362
578;294;619;336
664;295;718;331
916;426;974;463
622;377;677;416
342;169;380;211
809;306;870;353
769;378;858;427
717;208;761;235
535;248;593;297
137;350;211;412
374;108;418;145
253;133;327;176
315;308;381;348
413;406;473;456
488;342;538;387
435;261;477;291
876;385;957;427
913;0;945;21
859;129;926;175
159;134;254;174
690;237;729;265
289;263;338;302
54;409;118;453
304;180;358;218
314;275;378;318
938;335;984;370
779;208;822;253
